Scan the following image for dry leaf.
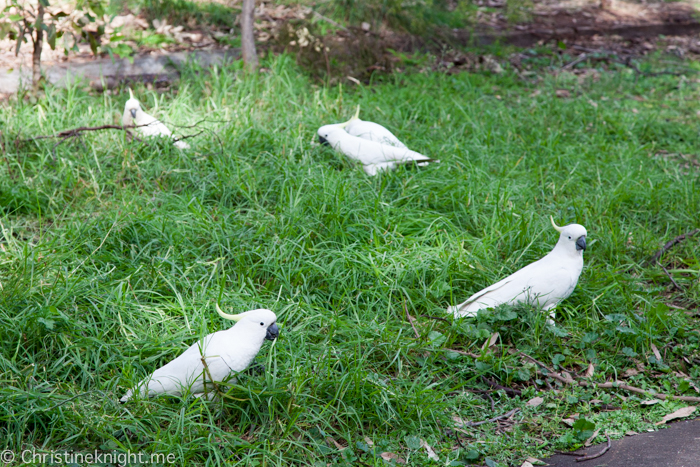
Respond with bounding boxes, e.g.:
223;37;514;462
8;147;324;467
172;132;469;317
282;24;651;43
527;396;544;407
364;437;374;447
656;406;696;425
562;371;575;385
521;462;534;467
641;399;662;406
327;437;346;450
482;332;499;350
585;363;594;378
625;431;638;436
651;343;662;362
526;457;545;465
452;415;467;428
380;452;406;464
590;399;602;404
623;368;639;378
584;428;601;447
420;439;439;461
561;418;575;427
555;89;571;98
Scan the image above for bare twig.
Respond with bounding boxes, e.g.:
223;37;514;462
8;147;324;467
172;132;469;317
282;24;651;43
481;376;522;397
650;229;700;264
458;408;520;427
520;352;700;402
660;263;683;290
447;348;481;358
404;302;420;339
28;124;138;141
575;433;611;462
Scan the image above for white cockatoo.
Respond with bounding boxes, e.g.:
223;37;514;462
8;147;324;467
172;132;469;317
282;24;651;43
317;107;437;176
122;89;190;149
343;106;407;148
120;305;279;402
448;217;587;324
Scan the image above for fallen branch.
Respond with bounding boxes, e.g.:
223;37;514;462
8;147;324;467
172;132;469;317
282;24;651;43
575;433;611;462
650;229;700;264
421;314;451;324
520;352;700;402
447;348;481;358
404;302;420;339
660;263;683;290
481;376;522;397
28;124;139;141
458;408;520;428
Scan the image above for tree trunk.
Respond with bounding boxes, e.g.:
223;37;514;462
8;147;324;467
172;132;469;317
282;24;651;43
241;0;258;72
32;2;45;87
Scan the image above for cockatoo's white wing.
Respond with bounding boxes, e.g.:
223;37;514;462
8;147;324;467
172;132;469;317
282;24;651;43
449;254;581;317
448;220;587;322
121;308;278;402
320;126;432;165
345;119;407;148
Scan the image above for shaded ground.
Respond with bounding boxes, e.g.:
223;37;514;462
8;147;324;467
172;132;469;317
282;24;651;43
546;417;700;467
1;1;700;91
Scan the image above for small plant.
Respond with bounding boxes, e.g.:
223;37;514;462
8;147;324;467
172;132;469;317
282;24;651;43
0;0;107;87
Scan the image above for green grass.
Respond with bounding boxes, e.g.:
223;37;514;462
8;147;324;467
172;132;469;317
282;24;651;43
1;53;700;466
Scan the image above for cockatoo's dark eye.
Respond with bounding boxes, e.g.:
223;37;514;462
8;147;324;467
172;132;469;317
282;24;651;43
568;236;571;239
260;322;264;326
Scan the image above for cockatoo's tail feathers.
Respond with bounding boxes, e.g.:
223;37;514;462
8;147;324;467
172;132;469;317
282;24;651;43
215;303;245;322
550;216;563;233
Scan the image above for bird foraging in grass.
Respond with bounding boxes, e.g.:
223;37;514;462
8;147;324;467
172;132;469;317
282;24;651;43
448;217;587;325
343;105;407;148
317;106;437;176
120;305;279;402
122;88;190;149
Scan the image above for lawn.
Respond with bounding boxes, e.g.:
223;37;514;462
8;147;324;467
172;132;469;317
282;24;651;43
1;52;700;466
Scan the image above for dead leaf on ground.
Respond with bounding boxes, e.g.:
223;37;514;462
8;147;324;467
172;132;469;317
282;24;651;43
590;399;602;404
561;417;575;427
420;439;439;461
482;332;499;350
584;363;594;378
623;368;639;378
380;452;406;464
526;457;545;465
364;437;374;446
327;437;346;450
452;415;467;428
656;406;696;425
527;396;544;407
584;428;601;447
625;431;638;436
651;343;662;362
555;89;571;98
641;399;662;406
521;462;534;467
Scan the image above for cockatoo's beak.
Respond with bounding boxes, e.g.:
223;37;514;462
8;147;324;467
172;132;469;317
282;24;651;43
550;216;563;233
318;135;329;146
130;108;137;118
265;323;279;341
576;236;586;251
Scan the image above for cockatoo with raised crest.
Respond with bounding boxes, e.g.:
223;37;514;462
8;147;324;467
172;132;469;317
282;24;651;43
122;89;190;149
448;217;587;324
120;305;279;402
